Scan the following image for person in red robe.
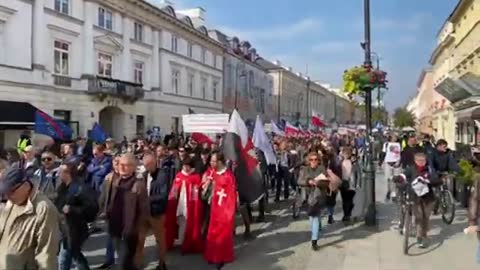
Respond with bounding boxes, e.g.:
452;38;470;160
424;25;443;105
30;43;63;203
204;151;237;270
165;156;204;254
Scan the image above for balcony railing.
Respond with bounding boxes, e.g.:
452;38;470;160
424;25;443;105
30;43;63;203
87;76;144;101
53;75;72;87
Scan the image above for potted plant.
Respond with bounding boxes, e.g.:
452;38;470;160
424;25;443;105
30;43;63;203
457;158;475;207
342;66;387;97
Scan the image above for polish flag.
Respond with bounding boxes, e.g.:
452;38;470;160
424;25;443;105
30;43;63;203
311;110;325;127
191;132;214;146
285;122;299;136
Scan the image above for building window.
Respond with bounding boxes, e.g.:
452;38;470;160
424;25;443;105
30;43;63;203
259;89;265;113
171;35;178;52
97;53;113;77
54;41;69;75
459;123;464;143
212;80;218;101
213;54;217;68
134;22;143;42
201;48;206;63
187;42;193;58
98;7;113;30
456;124;460;142
54;0;69;15
53;110;71;123
187;73;194;96
136;115;145;135
201;77;207;99
468;122;475;143
133;61;144;84
171;69;180;94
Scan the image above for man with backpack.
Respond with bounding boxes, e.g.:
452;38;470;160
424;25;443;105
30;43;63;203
56;156;99;270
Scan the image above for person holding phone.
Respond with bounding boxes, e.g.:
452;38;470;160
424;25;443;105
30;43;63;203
297;152;331;251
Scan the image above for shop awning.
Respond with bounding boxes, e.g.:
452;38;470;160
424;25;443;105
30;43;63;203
460;72;480;95
0;100;37;125
434;77;472;103
455;105;480;120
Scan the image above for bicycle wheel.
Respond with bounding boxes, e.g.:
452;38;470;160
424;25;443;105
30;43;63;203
398;203;405;235
403;208;411;255
441;190;455;225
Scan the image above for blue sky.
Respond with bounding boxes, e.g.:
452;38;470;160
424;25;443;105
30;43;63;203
167;0;458;111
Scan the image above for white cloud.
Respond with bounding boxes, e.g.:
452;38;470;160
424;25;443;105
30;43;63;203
217;18;323;41
373;13;432;32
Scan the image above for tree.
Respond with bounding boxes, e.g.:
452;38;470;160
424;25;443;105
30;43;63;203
393;107;415;128
357;105;388;124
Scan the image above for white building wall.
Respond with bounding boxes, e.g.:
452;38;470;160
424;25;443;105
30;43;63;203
0;0;32;68
0;0;224;143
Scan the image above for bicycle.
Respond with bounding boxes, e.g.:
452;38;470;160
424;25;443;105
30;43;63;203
433;173;455;224
396;180;416;255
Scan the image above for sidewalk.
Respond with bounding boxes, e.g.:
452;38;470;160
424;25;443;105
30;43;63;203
305;170;479;270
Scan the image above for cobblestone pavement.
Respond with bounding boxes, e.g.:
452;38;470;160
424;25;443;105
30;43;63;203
83;169;478;270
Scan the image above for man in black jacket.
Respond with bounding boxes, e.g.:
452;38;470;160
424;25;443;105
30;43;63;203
56;157;94;270
430;139;459;174
137;151;169;270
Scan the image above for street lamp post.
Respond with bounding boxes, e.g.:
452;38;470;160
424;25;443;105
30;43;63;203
363;0;377;226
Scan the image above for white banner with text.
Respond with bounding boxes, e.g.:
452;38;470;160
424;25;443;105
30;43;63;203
182;114;230;133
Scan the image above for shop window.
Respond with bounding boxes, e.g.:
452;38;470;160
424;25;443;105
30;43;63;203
468;122;474;143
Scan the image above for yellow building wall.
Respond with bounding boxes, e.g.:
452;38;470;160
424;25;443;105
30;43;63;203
452;0;480;78
432;107;457;149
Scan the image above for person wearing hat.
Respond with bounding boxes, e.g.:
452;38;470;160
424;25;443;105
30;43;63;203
0;166;61;270
105;138;118;157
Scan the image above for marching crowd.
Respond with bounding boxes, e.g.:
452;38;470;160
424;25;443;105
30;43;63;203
0;130;367;270
5;127;480;269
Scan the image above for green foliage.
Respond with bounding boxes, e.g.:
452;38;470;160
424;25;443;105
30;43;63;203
458;159;475;185
393;107;415;128
358;106;388;124
342;66;388;97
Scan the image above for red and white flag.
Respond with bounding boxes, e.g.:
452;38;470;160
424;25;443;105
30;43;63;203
191;132;214;146
311;110;325;127
285;122;299;136
223;110;264;203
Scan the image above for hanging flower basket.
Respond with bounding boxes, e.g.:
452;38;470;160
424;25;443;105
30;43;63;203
342;66;388;96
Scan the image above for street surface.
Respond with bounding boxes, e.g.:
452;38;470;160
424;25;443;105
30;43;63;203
83;169;478;270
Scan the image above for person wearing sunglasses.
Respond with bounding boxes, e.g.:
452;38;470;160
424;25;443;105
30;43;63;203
297;152;331;251
33;151;60;201
0;166;60;270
